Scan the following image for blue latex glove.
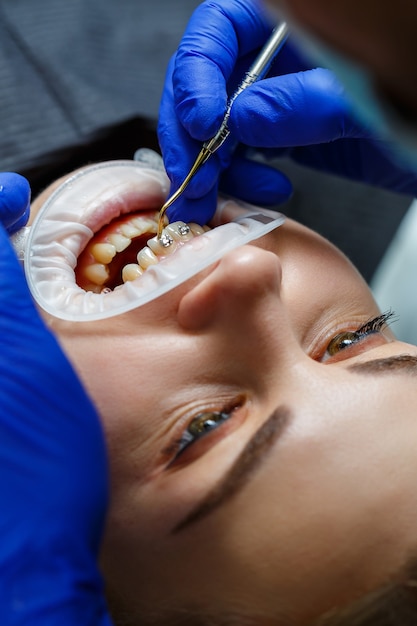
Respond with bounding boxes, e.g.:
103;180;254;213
0;172;31;234
158;0;417;224
0;174;112;624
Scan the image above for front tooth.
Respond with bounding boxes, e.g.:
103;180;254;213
120;222;141;239
137;246;158;269
166;221;194;242
90;242;117;264
122;263;144;282
108;233;131;252
147;232;177;256
189;223;206;236
83;263;109;286
131;217;158;234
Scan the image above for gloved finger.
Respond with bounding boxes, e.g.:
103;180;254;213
220;154;293;205
158;55;221;223
159;57;221;194
228;67;376;148
172;0;274;141
165;183;220;226
0;173;31;233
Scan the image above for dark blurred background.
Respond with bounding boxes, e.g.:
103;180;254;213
0;0;412;283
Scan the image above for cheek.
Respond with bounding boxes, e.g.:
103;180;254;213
57;334;141;439
57;331;166;471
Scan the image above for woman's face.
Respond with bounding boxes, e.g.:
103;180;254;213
31;167;417;624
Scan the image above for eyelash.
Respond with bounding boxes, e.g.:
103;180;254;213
323;310;396;360
165;404;241;467
356;311;395;335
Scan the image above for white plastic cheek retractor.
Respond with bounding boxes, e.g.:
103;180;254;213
14;159;285;321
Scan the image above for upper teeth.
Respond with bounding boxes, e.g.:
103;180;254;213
107;233;131;253
120;222;142;239
160;233;174;248
147;233;176;256
166;222;193;240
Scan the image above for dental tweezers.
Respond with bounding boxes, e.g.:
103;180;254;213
157;21;289;238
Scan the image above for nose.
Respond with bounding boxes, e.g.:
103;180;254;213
178;239;290;340
177;243;308;383
178;245;283;332
177;244;306;391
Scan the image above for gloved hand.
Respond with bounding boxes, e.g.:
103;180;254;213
0;174;112;624
0;172;31;234
158;0;417;224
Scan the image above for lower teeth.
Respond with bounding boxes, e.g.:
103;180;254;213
122;263;144;283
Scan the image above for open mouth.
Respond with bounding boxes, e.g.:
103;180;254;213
75;211;208;293
23;158;286;322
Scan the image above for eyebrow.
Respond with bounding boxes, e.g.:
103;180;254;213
348;354;417;376
172;406;291;534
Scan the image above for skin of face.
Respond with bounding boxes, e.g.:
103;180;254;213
269;0;417;118
31;173;417;624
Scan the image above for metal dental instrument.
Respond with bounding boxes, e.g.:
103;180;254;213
157;21;289;238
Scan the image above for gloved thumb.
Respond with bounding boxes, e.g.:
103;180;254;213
0;173;31;234
229;67;372;148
